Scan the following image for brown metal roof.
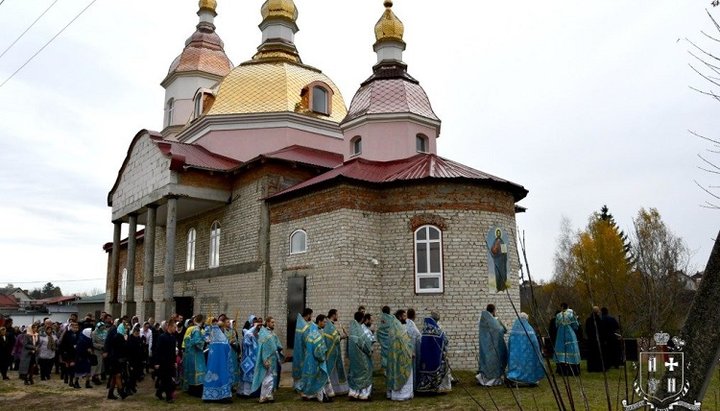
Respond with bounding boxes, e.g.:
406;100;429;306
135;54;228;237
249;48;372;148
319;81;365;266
258;145;343;169
268;153;528;201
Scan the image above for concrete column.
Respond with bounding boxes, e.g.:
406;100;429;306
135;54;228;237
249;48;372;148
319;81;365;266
124;214;138;317
142;205;157;320
108;221;122;318
162;196;178;319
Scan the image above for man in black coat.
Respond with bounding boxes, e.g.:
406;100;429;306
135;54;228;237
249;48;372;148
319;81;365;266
154;321;178;403
601;307;622;368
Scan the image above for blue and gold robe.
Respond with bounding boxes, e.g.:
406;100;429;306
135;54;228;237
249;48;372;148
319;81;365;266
251;326;284;393
385;314;413;392
507;317;545;385
478;311;508;380
323;320;348;394
300;322;329;397
182;325;207;390
202;325;233;401
417;317;450;393
554;309;580;365
292;314;309;391
347;320;373;391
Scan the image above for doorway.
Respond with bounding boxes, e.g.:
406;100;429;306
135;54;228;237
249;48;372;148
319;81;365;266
286;276;306;349
174;297;194;321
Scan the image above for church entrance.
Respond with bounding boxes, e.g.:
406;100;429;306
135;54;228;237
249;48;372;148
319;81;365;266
286;276;306;348
174;296;194;321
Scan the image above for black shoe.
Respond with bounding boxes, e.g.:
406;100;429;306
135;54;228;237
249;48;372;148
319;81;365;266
29;378;34;385
107;389;118;400
322;395;333;403
119;389;128;400
92;376;101;385
166;399;174;404
63;375;68;384
155;391;163;401
24;380;30;385
85;380;92;388
73;380;81;389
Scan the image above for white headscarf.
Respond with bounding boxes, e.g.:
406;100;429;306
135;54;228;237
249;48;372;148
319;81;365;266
82;328;92;339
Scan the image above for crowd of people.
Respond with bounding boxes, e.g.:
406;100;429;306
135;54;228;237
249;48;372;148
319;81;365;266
0;302;612;404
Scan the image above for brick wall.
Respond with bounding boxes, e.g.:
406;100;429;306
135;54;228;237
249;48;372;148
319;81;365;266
112;134;171;213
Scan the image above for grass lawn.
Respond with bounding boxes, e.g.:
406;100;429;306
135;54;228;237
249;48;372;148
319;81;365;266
0;362;718;410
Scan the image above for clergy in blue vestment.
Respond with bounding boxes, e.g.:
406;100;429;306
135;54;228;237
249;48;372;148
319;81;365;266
507;312;545;386
300;315;331;402
386;311;414;401
237;316;262;396
347;312;373;401
476;304;508;386
376;306;392;371
553;303;581;376
323;309;348;396
292;309;312;391
226;320;241;386
416;314;452;393
182;315;207;397
251;317;284;404
202;320;233;402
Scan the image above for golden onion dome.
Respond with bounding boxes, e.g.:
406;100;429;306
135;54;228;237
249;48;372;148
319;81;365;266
261;0;298;23
375;0;404;43
198;0;217;13
206;61;347;123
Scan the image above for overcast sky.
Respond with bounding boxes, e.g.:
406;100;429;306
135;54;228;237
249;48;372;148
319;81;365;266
0;1;718;295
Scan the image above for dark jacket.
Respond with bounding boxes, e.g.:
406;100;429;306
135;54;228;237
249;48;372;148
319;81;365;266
156;332;177;369
59;330;77;362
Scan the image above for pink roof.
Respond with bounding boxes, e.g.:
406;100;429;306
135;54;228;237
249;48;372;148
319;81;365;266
268;153;528;201
345;78;439;123
165;27;232;81
157;140;241;171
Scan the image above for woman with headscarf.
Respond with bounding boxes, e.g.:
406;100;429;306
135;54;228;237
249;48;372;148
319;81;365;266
507;312;545;386
37;324;57;381
416;313;451;394
19;322;39;385
74;328;94;389
91;322;107;385
202;319;234;403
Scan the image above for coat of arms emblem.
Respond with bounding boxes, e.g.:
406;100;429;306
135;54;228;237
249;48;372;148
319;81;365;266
622;333;701;410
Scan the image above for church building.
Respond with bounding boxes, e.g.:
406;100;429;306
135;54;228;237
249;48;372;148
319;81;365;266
104;0;528;369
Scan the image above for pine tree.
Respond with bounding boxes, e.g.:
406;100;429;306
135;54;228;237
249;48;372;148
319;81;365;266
598;205;634;267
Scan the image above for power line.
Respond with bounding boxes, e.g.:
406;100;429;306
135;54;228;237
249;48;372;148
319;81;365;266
0;0;60;61
0;1;6;7
3;278;104;284
0;0;97;89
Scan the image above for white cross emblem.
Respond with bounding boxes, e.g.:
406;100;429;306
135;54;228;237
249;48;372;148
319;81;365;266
665;357;679;372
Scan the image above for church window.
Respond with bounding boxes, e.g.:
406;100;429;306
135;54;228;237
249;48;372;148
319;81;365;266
416;134;428;153
186;228;196;271
209;221;221;268
290;229;307;254
193;93;203;119
119;268;127;302
351;136;362;156
165;98;175;127
414;225;443;293
312;86;329;115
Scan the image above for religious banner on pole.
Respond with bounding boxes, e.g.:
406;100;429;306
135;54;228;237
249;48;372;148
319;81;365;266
486;227;509;293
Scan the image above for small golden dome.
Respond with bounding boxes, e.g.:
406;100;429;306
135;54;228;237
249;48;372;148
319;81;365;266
375;0;404;43
261;0;298;23
198;0;217;13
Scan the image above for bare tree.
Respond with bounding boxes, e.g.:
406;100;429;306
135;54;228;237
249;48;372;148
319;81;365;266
689;8;720;207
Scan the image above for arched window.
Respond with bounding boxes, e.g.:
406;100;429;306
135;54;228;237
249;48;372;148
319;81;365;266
351;136;362;157
290;229;307;254
186;228;196;271
312;86;329;114
165;98;175;127
193;93;203;119
414;225;443;293
416;134;429;153
119;268;128;302
209;221;221;268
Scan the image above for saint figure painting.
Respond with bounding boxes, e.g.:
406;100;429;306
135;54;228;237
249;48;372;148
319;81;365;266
486;227;509;292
